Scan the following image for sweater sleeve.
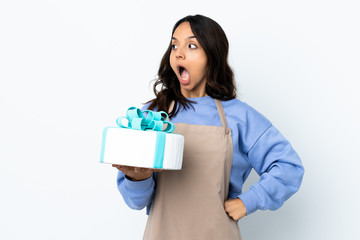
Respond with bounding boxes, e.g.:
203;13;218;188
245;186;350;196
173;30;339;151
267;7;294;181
116;171;155;210
238;125;304;215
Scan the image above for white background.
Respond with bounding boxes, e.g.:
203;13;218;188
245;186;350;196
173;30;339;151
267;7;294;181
1;0;359;239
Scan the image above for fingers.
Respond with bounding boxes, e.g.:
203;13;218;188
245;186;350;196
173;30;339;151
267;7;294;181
112;165;137;175
134;167;148;173
112;165;128;175
111;165;166;181
224;198;247;221
112;164;124;171
111;165;156;181
111;165;138;172
112;165;164;172
151;168;165;172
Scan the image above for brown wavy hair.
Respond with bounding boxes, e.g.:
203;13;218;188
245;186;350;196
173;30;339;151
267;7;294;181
147;14;236;117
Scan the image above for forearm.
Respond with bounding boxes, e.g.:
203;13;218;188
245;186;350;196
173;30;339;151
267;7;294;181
116;171;155;210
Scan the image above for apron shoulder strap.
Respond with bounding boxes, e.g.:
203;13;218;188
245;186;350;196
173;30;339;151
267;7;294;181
215;99;230;134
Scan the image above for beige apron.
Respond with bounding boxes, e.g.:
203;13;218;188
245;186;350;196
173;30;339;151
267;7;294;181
143;99;241;240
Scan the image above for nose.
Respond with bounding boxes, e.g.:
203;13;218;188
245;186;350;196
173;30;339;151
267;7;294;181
175;48;185;59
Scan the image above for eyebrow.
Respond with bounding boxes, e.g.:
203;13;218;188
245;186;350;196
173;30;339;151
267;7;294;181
172;36;197;41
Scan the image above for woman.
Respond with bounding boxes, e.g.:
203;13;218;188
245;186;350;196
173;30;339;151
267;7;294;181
113;14;304;239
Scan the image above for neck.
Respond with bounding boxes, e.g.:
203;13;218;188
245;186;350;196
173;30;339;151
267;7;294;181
181;89;207;98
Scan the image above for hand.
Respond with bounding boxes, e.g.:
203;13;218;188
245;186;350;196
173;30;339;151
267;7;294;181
224;198;247;221
112;164;164;181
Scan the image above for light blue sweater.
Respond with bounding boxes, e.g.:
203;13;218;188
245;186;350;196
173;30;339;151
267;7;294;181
116;96;304;215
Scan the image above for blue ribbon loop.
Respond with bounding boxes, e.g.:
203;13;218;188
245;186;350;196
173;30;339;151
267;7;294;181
116;107;175;133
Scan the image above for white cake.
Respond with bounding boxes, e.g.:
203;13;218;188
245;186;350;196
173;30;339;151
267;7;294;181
100;127;184;170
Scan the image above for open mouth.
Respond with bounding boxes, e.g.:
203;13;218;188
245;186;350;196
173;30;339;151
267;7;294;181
178;66;185;76
177;65;190;84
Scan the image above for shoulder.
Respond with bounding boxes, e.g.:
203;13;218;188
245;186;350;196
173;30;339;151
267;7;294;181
222;98;271;127
222;98;273;152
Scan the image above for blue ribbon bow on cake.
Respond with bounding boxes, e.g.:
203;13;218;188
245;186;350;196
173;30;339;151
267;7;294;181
116;107;175;133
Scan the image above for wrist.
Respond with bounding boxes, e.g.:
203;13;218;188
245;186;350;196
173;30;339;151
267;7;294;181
125;174;151;182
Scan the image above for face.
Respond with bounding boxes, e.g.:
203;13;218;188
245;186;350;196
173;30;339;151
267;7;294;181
170;22;208;98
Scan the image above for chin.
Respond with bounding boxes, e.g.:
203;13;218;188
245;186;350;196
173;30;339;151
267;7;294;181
180;85;193;91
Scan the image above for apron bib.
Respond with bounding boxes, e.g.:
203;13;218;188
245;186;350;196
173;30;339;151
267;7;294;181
143;99;241;240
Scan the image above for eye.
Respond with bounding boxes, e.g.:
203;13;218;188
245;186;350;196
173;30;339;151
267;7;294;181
171;44;178;50
189;43;197;49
